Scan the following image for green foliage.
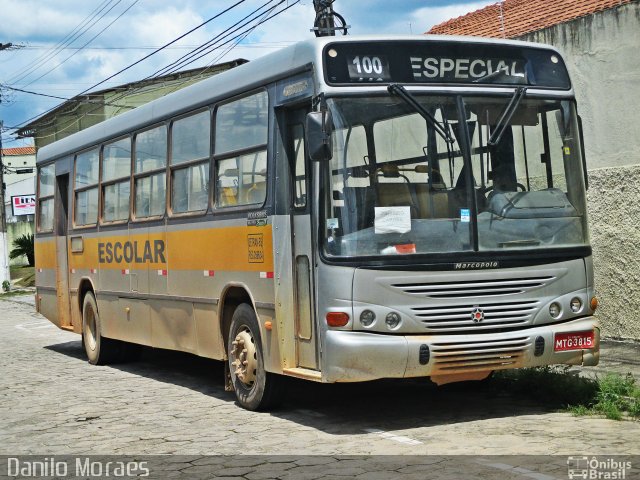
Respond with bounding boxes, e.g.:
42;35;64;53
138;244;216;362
9;233;35;267
496;365;599;407
592;373;640;420
495;367;639;421
1;280;10;292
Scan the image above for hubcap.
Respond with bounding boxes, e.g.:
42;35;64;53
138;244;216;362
231;328;257;386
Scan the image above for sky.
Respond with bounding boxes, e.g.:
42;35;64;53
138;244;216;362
0;0;494;147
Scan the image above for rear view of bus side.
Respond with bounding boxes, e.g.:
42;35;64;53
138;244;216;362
35;36;599;410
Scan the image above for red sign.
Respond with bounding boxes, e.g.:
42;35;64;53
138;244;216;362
554;331;595;352
11;195;36;216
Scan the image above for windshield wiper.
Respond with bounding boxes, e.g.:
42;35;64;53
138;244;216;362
388;84;455;145
488;86;527;146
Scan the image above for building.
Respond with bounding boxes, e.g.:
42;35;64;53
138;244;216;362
2;146;36;266
16;60;247;150
428;0;640;340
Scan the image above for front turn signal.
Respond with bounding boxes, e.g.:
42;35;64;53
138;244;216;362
590;297;599;311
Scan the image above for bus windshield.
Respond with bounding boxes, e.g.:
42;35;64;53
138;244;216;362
322;94;589;259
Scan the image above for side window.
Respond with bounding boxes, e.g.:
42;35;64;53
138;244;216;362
102;137;131;222
37;164;55;232
134;125;167;218
214;91;268;207
170;110;210;214
74;148;99;226
291;124;306;208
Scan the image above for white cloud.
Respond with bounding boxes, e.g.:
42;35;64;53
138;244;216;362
385;2;497;34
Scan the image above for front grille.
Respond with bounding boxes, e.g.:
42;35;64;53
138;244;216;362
412;300;540;332
392;276;554;298
431;336;530;373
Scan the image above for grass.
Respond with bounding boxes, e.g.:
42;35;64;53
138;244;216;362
494;366;640;421
9;265;35;287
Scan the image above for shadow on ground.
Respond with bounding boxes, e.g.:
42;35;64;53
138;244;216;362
45;339;574;435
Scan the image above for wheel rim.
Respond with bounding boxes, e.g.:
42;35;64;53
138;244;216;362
85;304;97;352
231;327;257;387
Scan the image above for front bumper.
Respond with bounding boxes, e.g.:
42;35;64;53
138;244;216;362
322;317;599;383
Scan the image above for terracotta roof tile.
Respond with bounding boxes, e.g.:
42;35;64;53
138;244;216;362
427;0;635;38
1;146;36;156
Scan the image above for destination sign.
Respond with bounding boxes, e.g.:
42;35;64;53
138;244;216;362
324;41;571;89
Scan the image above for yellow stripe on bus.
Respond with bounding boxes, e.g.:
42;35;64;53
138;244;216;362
67;225;274;272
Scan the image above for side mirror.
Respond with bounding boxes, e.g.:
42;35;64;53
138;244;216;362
305;110;333;162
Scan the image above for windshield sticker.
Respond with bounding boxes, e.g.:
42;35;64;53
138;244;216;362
380;244;416;255
460;208;470;223
327;218;339;229
375;207;411;234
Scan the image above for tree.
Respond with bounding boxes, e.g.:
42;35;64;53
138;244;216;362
9;233;34;267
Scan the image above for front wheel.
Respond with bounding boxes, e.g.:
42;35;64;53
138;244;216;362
228;303;282;411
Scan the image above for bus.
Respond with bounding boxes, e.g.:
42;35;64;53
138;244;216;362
35;35;599;410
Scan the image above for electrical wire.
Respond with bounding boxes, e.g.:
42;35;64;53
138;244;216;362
73;0;249;98
1;85;134;108
150;0;282;78
8;0;248;130
7;0;120;85
10;0;301;139
24;0;141;88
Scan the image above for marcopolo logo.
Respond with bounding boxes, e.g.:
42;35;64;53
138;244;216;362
567;456;632;479
454;261;499;270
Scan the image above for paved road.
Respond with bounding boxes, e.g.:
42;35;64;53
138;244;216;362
0;294;638;462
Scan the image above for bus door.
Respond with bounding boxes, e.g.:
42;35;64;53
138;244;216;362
287;108;318;370
54;173;72;329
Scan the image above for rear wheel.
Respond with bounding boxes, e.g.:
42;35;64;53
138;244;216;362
228;303;282;411
82;292;121;365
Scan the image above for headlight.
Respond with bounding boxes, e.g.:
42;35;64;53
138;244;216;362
549;302;561;318
570;297;582;313
360;310;376;327
385;312;401;329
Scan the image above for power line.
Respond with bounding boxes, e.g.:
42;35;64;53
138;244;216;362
7;0;119;84
23;0;141;88
74;0;249;98
1;85;134;108
150;0;282;78
9;0;249;131
10;0;301;137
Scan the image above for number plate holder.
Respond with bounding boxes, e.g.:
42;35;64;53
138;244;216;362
554;330;595;352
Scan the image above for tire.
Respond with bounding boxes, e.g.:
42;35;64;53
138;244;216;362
228;303;282;411
82;292;121;365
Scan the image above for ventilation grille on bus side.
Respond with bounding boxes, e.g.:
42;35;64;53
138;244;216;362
392;276;554;298
412;300;540;332
431;337;530;373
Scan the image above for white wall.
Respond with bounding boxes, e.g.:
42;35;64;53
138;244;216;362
520;2;640;340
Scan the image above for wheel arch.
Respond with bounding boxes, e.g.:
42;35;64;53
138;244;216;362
77;277;96;329
218;283;258;355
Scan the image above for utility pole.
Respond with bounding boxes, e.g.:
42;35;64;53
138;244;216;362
0;119;10;287
312;0;349;37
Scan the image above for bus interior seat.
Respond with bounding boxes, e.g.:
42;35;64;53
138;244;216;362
414;183;450;218
219;187;238;206
244;182;266;205
375;183;419;217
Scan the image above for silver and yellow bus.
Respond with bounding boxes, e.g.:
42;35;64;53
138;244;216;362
35;35;599;410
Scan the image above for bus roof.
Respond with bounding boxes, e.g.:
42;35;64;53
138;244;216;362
37;34;567;164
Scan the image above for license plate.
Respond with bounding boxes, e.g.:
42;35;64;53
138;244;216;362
554;331;595;352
